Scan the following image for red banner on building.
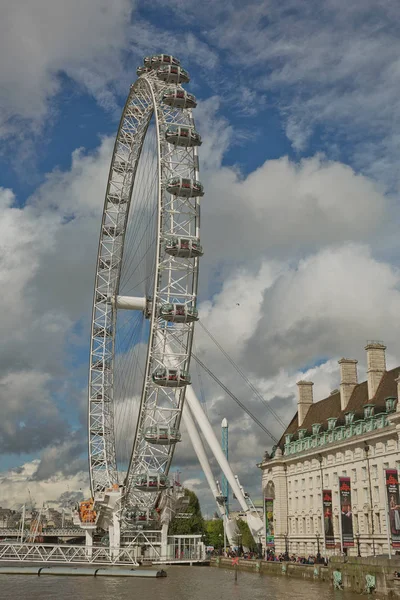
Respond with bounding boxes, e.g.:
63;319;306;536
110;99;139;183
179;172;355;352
339;477;354;547
385;469;400;548
323;489;335;548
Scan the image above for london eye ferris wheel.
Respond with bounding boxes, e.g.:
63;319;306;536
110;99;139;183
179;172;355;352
88;54;204;517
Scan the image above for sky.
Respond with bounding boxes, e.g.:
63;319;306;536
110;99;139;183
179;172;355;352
1;0;400;516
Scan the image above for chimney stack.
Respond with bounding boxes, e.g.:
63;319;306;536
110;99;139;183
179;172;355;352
338;358;358;410
297;381;314;426
365;341;386;400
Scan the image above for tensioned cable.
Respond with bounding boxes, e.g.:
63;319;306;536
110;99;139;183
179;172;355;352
198;320;287;430
191;351;278;443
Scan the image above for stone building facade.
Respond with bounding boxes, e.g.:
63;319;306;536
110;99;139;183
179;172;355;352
259;342;400;557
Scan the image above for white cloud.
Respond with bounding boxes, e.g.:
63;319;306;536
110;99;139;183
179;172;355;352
0;460;88;509
0;0;133;137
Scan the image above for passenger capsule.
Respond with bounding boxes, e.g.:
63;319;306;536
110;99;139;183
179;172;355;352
102;225;122;237
161;88;197;109
165;236;203;258
165;125;201;147
152;367;191;387
133;473;169;492
136;66;151;77
144;54;180;69
166;176;204;198
159;303;198;323
157;65;190;84
144;426;182;445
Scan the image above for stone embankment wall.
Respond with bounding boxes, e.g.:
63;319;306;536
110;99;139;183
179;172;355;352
210;556;400;597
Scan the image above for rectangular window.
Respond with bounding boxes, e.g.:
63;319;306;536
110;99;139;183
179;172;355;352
353;489;358;504
375;513;381;534
316;474;321;486
373;486;379;503
301;478;305;490
303;517;306;534
309;476;313;489
372;465;378;480
342;470;347;476
364;514;369;534
324;473;329;487
309;494;313;508
352;469;357;483
354;513;359;534
362;467;367;481
310;517;314;534
364;487;370;503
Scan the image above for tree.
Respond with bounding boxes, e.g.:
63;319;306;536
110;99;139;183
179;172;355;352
168;488;205;535
234;518;257;551
204;518;224;548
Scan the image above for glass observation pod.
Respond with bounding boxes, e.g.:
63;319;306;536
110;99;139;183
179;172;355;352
144;54;180;69
133;473;169;492
159;303;199;323
165;125;202;147
165;236;204;258
144;426;182;445
152;367;191;387
136;65;151;77
161;88;197;109
166;176;204;198
108;194;127;205
113;160;133;174
103;225;122;237
157;65;190;84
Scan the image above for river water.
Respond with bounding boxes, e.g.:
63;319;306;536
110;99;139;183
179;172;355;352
0;566;361;600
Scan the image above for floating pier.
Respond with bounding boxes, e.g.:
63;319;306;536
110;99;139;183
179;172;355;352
0;565;167;578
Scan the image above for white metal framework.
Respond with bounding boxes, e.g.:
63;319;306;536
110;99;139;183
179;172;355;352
88;54;202;513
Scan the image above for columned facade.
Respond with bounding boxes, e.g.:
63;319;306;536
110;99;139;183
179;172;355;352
260;342;400;557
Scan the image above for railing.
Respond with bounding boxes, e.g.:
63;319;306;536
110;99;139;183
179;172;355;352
0;528;84;537
0;543;139;565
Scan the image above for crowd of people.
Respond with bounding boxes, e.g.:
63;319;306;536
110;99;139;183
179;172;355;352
207;547;328;565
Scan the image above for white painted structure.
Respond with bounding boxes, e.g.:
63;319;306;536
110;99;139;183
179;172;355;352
260;342;400;557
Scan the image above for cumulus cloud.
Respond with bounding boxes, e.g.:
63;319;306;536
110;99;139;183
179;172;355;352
0;0;133;134
0;460;88;509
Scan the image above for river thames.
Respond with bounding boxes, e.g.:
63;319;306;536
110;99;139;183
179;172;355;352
0;566;362;600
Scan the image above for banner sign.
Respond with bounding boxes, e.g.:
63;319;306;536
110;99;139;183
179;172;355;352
339;476;354;547
265;498;274;546
323;489;335;548
385;469;400;548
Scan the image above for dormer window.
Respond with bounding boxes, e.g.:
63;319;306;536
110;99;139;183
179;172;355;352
327;417;337;431
312;423;321;435
298;429;307;440
364;404;375;419
345;412;355;425
285;433;293;444
385;397;396;413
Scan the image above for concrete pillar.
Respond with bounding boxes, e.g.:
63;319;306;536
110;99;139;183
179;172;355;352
365;342;386;400
271;450;287;554
338;358;358;410
85;529;93;559
161;522;168;559
297;381;314;426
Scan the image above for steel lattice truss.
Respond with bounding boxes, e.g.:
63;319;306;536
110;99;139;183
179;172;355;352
88;63;201;512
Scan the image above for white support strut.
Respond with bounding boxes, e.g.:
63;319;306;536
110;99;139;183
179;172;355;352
114;295;146;311
185;385;249;513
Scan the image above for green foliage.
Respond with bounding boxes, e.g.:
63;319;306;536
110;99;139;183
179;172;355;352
204;518;224;548
233;519;257;550
168;488;205;535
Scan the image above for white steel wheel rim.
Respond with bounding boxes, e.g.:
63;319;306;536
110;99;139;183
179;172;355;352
88;63;202;514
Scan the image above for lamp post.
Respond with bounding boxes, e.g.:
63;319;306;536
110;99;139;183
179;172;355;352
355;533;361;557
316;532;321;563
284;533;289;561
